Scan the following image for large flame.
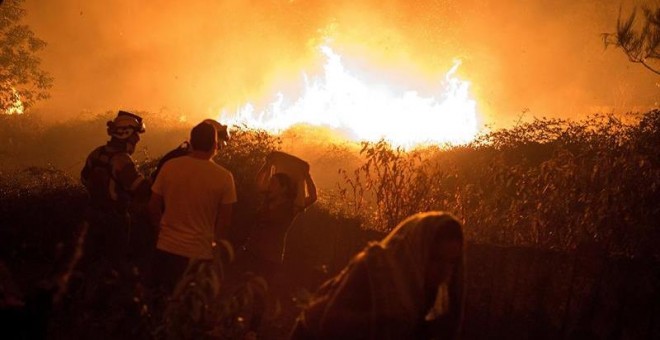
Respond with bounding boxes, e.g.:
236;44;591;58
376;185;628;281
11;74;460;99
221;46;479;148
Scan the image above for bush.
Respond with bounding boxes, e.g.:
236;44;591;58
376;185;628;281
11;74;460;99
336;110;660;259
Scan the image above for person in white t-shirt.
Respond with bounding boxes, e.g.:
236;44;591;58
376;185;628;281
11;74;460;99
147;121;237;295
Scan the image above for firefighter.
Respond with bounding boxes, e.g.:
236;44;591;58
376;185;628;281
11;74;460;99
79;110;151;279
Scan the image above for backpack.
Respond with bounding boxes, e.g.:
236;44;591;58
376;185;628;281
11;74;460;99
151;141;190;181
81;146;127;210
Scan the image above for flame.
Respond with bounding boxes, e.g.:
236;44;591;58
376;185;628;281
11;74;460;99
220;46;480;148
5;87;24;115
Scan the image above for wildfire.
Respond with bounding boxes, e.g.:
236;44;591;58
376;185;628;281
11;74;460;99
220;46;480;148
5;87;24;115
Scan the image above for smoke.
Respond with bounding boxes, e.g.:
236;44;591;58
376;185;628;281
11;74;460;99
23;0;659;126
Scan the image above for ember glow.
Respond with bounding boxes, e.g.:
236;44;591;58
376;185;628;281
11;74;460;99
5;87;24;115
220;46;480;148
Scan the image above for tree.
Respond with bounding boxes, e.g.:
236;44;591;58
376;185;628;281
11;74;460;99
0;0;53;114
603;6;660;76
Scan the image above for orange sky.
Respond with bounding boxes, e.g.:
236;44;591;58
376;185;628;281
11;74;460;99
23;0;659;128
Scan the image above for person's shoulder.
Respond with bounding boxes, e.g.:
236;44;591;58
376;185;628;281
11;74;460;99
166;154;190;165
86;145;105;158
159;144;190;164
110;152;135;168
210;163;235;181
210;162;232;174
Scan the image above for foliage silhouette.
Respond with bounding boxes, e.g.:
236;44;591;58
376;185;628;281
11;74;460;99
0;0;53;113
603;5;660;75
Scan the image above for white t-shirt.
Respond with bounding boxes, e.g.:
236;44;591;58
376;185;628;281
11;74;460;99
152;155;237;259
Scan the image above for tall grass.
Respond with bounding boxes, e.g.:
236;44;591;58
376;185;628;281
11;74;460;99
334;111;660;259
1;109;658;337
2;110;657;259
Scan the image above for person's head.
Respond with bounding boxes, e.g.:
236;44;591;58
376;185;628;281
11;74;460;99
379;212;464;336
381;212;464;287
202;119;230;150
106;110;146;154
268;173;297;200
190;121;218;157
425;217;463;288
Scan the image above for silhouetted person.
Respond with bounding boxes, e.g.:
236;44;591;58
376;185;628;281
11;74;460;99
77;111;151;323
240;153;317;336
247;152;317;270
291;211;465;340
245;172;316;279
148;121;237;297
79;110;150;267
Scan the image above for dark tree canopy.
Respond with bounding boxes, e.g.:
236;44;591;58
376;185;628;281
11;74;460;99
0;0;53;114
604;6;660;75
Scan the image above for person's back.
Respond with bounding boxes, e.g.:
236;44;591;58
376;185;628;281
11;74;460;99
76;110;150;332
150;119;230;182
154;155;235;260
82;144;125;212
150;141;190;182
148;121;237;298
79;110;149;261
290;212;465;340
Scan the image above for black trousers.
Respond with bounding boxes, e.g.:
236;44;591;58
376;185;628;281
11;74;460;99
148;249;190;296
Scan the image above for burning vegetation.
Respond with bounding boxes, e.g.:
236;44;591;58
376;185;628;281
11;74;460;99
1;86;24;115
1;0;660;339
222;46;480;148
1;108;659;338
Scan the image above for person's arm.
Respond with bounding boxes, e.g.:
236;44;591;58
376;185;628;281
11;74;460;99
147;192;164;228
216;172;237;241
303;173;317;208
293;253;371;339
215;203;233;241
80;156;92;188
114;154;151;203
255;161;271;193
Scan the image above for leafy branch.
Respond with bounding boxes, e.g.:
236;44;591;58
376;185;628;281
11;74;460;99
603;6;660;75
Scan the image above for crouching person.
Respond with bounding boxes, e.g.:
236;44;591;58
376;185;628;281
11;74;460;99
291;212;465;340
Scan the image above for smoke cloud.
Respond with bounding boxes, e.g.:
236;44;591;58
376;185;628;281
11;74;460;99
23;0;659;127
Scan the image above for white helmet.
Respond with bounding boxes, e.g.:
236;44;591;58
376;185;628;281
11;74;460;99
202;119;230;147
107;111;146;140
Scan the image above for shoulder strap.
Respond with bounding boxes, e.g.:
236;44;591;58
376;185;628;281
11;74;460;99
152;141;190;181
89;147;122;181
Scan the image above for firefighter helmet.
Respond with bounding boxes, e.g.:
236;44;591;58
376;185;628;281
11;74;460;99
107;110;146;139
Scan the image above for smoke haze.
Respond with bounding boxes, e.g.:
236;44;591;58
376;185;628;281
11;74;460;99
23;0;659;127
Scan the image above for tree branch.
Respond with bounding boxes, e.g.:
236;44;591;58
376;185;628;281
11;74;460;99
640;59;660;75
606;5;660;76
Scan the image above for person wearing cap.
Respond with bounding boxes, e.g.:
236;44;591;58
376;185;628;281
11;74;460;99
150;118;230;181
147;121;237;297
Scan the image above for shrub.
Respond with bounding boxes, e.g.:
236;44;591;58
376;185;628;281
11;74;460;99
337;111;660;259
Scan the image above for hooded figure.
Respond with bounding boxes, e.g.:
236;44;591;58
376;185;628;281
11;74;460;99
291;211;465;340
